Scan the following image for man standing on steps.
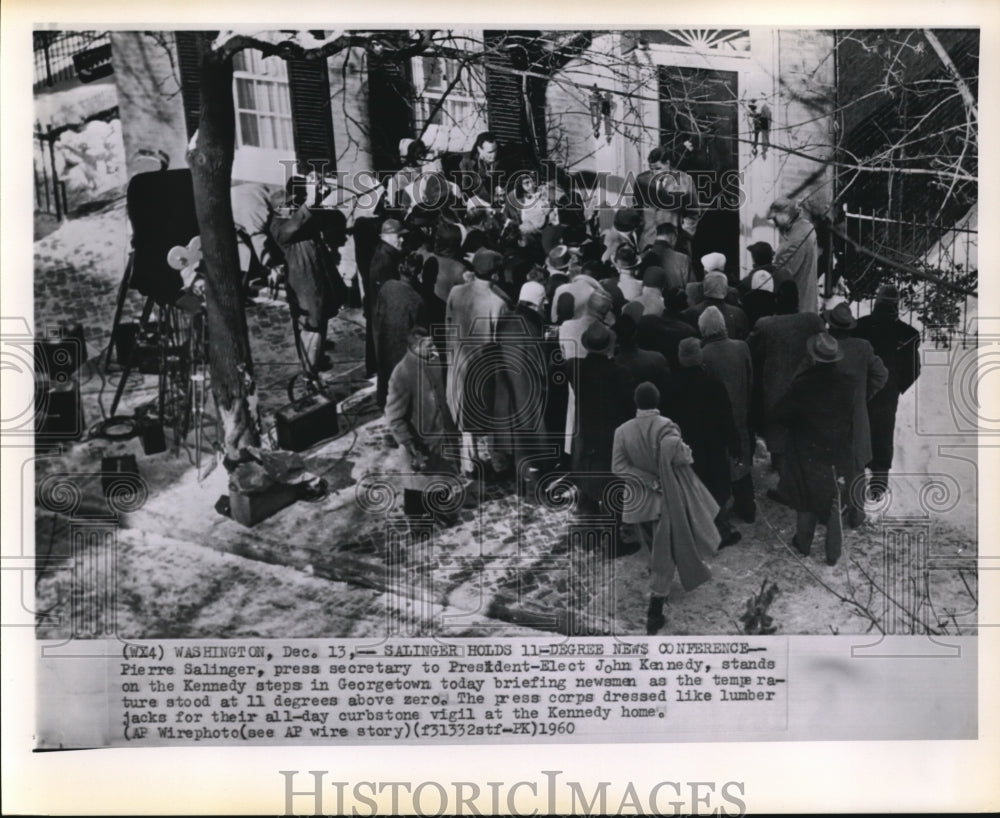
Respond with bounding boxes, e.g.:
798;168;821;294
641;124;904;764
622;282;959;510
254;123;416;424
852;284;921;500
612;381;721;635
769;197;819;315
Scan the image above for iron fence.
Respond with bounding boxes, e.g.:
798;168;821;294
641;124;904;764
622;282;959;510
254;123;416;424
839;208;978;348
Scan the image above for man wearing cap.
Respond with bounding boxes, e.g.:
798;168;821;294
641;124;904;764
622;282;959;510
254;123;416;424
493;281;552;485
683;259;749;340
662;337;742;548
852;285;919;501
570;322;636;515
446;248;512;472
773;332;856;565
769;197;819;314
747;280;825;473
641;222;691;291
612;381;721;633
601;207;644;264
824;302;888;527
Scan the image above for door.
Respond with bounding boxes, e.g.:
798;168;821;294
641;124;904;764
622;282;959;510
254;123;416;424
659;66;740;279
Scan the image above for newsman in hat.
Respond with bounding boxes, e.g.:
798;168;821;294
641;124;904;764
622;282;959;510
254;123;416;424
772;332;856;565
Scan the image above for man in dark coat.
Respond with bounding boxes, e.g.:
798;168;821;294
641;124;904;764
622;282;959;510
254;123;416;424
699;307;756;523
853;284;921;499
271;181;349;376
374;252;427;409
570;322;635;514
614;314;669;393
662;337;742;547
493;281;553;487
747;280;825;471
366;218;406;374
641;222;692;291
824;302;888;526
636;288;696;371
774;332;855;565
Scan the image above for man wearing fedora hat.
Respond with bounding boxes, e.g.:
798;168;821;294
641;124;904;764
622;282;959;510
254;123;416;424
601;244;644;310
824;301;888;527
773;332;856;565
853;284;921;500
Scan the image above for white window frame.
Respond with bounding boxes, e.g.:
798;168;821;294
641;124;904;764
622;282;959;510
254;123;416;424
410;30;488;155
231;49;295;184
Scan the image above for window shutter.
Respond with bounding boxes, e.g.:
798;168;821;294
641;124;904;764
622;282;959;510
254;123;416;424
367;56;414;176
174;31;209;138
287;58;337;171
483;31;547;166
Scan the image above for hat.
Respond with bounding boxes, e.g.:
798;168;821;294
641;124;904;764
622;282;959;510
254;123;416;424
547;245;571;271
750;269;775;293
472;248;504;279
613;208;642;233
381;218;406;236
747;241;775;266
622;300;645;323
824;301;857;331
677;337;703;367
398;138;415;161
703;271;729;300
701;252;727;274
698;305;727;339
634;381;660;410
518;281;546;308
806;332;843;364
768;196;798;217
642;266;667;289
876;284;901;306
613;244;640;269
582;322;613;354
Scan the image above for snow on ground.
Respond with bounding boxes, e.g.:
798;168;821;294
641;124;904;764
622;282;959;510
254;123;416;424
30;196;980;639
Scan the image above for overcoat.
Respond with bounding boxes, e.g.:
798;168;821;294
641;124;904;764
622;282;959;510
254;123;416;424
612;411;720;591
374;279;426;408
773;215;819;314
832;334;888;474
493;305;549;467
747;311;825;453
701;336;754;480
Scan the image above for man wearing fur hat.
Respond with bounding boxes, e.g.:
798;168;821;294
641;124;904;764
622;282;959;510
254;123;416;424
682;256;749;340
852;285;918;500
773;332;856;565
700;306;756;522
769;197;819;315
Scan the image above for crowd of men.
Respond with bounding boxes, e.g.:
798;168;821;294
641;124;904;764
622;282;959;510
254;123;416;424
234;132;923;635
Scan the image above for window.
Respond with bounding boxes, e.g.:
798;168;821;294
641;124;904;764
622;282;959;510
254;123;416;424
410;31;488;153
233;50;294;151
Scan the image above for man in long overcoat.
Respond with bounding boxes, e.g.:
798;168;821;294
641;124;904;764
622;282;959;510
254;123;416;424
612;381;721;634
374;252;427;409
662;338;742;548
493;281;552;486
769;197;819;314
774;332;855;565
445;248;511;472
570;322;635;515
747;280;824;470
824;302;888;526
699;307;756;523
852;284;921;499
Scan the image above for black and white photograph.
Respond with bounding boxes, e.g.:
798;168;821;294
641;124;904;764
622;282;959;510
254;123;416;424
3;3;998;814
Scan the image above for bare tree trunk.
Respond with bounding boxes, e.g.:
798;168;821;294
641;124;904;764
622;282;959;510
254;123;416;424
186;42;261;462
